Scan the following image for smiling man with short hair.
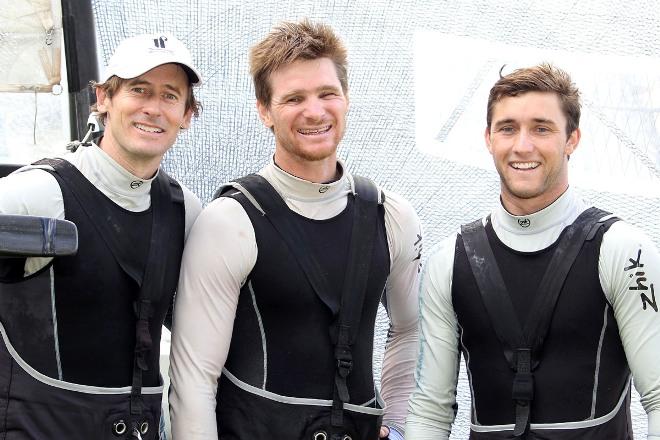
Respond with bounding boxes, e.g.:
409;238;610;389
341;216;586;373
406;63;660;440
170;19;422;440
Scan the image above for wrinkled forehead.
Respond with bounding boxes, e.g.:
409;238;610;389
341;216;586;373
269;58;343;93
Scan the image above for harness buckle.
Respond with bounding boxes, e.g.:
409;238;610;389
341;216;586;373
336;358;353;377
335;344;353;378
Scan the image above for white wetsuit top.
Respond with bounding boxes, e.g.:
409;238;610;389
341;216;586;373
405;187;660;440
0;143;202;274
170;159;422;439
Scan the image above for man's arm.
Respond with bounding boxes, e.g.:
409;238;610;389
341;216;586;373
0;168;65;277
379;191;422;436
179;183;203;240
405;236;461;440
599;221;660;439
169;197;257;439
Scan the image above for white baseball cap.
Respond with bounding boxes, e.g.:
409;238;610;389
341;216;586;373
101;33;202;86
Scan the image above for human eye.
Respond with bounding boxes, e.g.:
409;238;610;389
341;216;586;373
321;91;339;98
535;126;551;134
498;125;515;134
163;92;178;101
131;86;147;94
285;96;302;104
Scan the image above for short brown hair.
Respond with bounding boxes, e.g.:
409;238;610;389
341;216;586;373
249;19;348;107
90;72;201;121
486;63;580;136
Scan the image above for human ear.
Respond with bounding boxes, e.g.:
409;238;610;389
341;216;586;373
256;100;273;128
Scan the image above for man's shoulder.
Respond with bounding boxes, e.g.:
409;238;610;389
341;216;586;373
380;188;422;238
380;188;416;216
214;173;266;198
0;165;63;215
1;163;59;180
573;205;626;238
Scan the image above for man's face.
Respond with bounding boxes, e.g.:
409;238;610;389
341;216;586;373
485;91;580;214
96;63;192;177
257;57;348;168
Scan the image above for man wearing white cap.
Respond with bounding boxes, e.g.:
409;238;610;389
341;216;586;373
0;33;202;439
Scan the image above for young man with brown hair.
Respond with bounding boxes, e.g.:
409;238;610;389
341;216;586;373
170;20;422;440
406;64;660;439
0;33;202;439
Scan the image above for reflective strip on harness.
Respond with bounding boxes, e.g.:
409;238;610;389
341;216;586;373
222;367;385;416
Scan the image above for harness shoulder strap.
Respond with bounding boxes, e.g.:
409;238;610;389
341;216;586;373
460;217;523;367
127;170;184;421
331;175;380;428
522;207;615;350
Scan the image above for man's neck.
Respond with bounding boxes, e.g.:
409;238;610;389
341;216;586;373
500;185;569;216
98;137;160;180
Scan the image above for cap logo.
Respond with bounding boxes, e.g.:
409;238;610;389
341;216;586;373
518;218;531;228
153;36;168;49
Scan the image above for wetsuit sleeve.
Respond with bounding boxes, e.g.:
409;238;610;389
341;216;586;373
405;236;459;440
169;197;257;439
179;182;203;241
380;191;422;433
0;168;64;276
599;221;660;439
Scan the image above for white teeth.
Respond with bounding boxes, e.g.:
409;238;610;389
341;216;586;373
297;125;331;135
134;123;163;133
511;162;539;170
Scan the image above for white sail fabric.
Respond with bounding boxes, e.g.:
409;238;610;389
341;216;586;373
0;0;63;92
0;0;67;162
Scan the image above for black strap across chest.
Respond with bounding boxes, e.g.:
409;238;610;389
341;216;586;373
217;173;380;431
35;158;183;421
460;206;617;437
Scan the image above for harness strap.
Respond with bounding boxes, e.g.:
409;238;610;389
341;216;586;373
461;207;616;437
331;175;379;428
218;174;380;430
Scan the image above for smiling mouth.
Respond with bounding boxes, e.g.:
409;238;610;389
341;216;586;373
511;161;540;170
134;122;164;134
297;125;331;135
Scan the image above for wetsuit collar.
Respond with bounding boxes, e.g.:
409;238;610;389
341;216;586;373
74;143;157;204
263;157;351;204
491;187;587;251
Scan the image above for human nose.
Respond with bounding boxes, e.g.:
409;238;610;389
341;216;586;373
513;130;534;153
302;97;325;120
142;95;162;116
